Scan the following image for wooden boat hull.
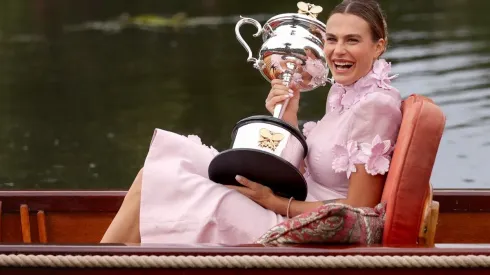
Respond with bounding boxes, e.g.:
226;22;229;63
1;190;489;244
1;190;490;273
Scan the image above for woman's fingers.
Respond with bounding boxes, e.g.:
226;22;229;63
271;79;286;85
271;84;290;93
235;175;259;189
266;86;289;101
274;86;293;97
226;185;253;196
266;95;290;110
266;80;301;115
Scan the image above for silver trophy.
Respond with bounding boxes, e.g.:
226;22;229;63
208;2;330;201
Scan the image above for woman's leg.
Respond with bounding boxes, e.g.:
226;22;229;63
100;169;143;243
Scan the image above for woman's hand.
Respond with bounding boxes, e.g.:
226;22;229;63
265;79;301;128
226;175;278;210
225;165;384;218
227;175;331;217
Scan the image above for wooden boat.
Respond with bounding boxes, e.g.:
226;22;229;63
1;95;489;274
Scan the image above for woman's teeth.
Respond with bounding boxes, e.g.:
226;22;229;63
334;62;354;71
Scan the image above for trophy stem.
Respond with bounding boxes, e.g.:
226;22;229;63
273;60;298;119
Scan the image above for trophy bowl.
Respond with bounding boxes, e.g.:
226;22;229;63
208;2;329;201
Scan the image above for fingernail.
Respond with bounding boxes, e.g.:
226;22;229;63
288;92;294;97
235;175;242;181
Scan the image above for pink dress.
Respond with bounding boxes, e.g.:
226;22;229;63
139;59;402;244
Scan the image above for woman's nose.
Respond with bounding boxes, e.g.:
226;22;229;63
333;42;346;56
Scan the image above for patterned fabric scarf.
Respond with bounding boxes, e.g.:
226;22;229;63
256;202;386;245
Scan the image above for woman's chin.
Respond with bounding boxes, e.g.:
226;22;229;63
332;75;355;86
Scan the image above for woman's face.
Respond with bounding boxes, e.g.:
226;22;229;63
324;13;385;86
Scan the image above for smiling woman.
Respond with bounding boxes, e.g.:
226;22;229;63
100;0;403;245
325;0;388;85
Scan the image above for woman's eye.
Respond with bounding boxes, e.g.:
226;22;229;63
326;37;336;42
348;39;359;43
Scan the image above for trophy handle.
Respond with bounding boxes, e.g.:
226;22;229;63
235;16;263;67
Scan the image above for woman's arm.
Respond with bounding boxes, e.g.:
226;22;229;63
268;164;384;217
230;163;384;218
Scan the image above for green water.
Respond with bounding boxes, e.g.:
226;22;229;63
0;0;488;190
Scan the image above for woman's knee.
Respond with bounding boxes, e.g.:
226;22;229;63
125;168;143;199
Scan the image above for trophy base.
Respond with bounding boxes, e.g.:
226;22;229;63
208;148;307;201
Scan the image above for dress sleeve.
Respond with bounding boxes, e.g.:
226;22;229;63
332;91;402;178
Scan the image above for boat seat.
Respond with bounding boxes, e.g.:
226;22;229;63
381;94;446;246
254;94;446;247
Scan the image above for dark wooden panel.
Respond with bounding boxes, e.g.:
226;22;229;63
45;212;115;243
0;190;488;213
435;212;490;243
434;190;490;212
0;191;126;212
1;211;486;244
1;190;490;244
0;213;114;244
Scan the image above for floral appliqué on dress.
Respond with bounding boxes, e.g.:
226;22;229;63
332;141;359;179
302;121;319;137
328;59;399;178
332;135;393;178
358;135;393;176
327;59;398;113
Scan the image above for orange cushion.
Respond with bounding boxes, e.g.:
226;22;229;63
381;95;446;245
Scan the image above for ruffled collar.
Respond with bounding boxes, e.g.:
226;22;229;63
327;59;398;113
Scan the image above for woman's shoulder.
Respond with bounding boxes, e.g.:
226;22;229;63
347;85;403;148
352;86;402;117
327;59;402;114
354;58;402;114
